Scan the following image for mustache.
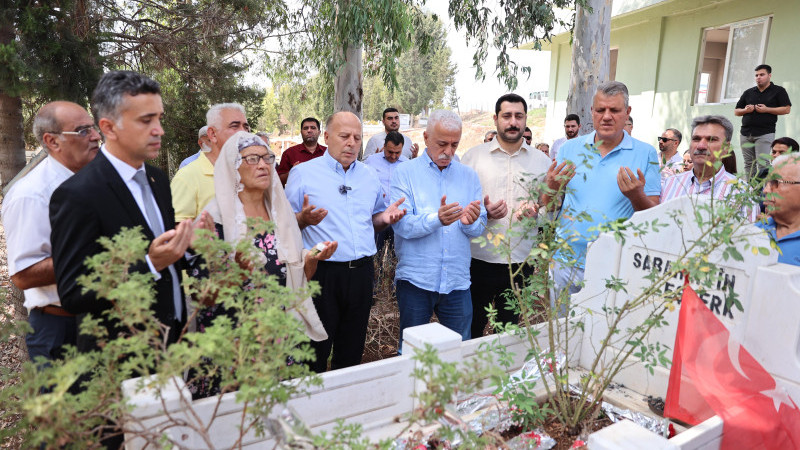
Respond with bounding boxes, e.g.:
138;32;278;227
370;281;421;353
505;126;520;132
436;154;452;161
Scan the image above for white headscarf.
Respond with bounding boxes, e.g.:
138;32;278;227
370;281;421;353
204;131;327;341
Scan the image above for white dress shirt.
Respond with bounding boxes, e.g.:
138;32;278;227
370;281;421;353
102;147;183;319
461;140;552;264
2;155;73;310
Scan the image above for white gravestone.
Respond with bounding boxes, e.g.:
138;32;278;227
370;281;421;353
573;196;777;396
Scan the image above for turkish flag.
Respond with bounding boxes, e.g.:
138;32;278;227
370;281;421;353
664;282;800;449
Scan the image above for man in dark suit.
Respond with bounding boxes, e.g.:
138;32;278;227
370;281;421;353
50;71;208;352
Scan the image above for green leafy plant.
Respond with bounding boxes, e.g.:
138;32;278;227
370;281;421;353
1;220;322;448
471;141;769;435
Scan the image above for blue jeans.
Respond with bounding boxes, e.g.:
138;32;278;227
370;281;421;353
396;280;472;353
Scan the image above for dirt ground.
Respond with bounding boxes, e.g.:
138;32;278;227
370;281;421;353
0;220;27;449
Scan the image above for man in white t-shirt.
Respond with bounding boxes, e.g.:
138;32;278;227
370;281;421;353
363;107;418;160
550;113;581;160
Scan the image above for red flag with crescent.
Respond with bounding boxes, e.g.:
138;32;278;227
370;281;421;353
664;282;800;449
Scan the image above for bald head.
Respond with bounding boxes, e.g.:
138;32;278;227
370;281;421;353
33;101;100;172
324;112;363;170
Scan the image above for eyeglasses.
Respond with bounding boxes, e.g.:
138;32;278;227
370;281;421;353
766;179;800;190
657;137;677;143
56;125;100;138
240;154;276;165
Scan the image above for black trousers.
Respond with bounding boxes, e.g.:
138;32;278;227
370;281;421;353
309;259;374;372
374;226;394;254
469;258;534;338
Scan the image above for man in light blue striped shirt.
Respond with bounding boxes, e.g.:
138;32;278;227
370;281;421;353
391;109;487;349
364;130;409;251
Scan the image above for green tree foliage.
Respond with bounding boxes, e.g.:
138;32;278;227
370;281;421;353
361;13;455;122
0;222;322;447
362;76;391;122
0;0;101;102
391;14;455;117
259;87;281;134
270;74;334;135
91;0;279;171
448;0;589;90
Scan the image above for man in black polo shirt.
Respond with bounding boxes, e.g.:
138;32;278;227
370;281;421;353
735;64;792;180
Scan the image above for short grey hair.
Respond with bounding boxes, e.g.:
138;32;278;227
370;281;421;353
426;109;461;133
206;103;246;129
771;153;800;176
32;103;63;146
255;131;270;146
91;71;161;122
198;125;208;139
596;81;630;108
691;115;733;143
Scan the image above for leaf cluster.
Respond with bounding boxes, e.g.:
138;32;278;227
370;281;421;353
1;221;321;447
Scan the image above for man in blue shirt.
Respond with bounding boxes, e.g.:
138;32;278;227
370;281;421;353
759;153;800;266
365;130;409;251
286;111;407;372
543;81;661;295
178;126;210;169
391;109;487;349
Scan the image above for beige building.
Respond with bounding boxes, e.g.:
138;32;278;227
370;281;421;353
540;0;798;166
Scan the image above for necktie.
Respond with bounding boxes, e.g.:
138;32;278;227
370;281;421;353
132;170;183;321
133;170;164;236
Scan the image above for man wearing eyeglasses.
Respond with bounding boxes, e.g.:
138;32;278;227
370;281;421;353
759;153;800;266
285;111;407;372
2;101;100;362
657;128;683;182
171;103;249;222
661;115;757;221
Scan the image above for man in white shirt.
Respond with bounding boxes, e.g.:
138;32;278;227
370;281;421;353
657;128;684;181
364;130;409;251
363;107;419;159
461;94;552;338
2;101;101;362
550;113;581;161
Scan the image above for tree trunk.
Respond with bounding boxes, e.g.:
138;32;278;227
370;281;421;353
0;13;26;191
566;0;612;135
334;44;363;118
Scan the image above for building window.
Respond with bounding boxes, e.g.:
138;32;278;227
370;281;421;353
695;16;771;104
609;48;618;81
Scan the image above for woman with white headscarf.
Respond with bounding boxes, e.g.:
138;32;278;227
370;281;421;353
194;130;335;347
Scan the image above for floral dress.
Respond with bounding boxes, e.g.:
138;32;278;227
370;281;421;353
188;223;287;399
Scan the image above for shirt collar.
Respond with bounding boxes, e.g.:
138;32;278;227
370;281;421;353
302;143;324;155
581;130;633;157
689;166;728;185
322;150;357;174
44;153;77;176
488;139;528;156
101;145;145;182
198;151;214;175
420;149;452;171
